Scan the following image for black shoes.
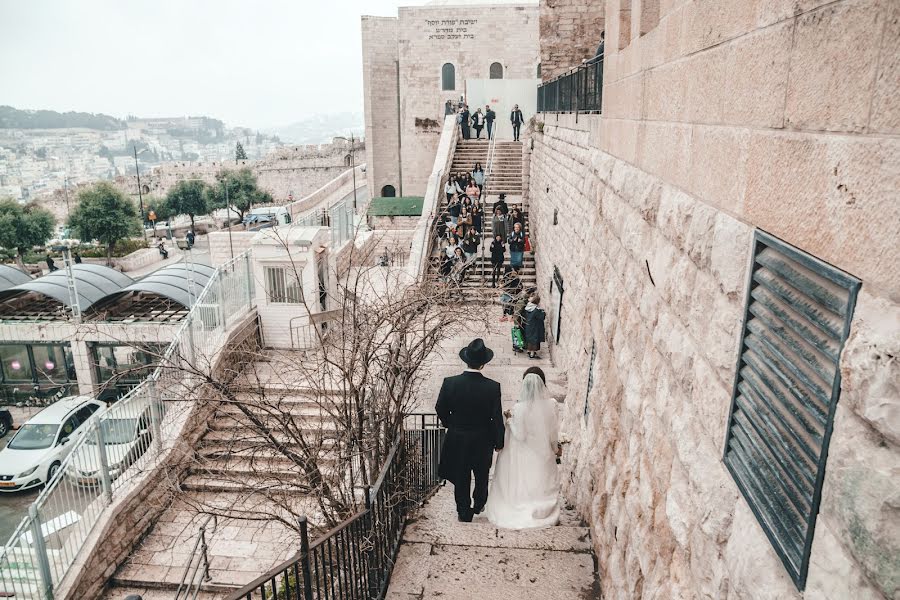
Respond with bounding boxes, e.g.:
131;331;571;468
457;511;474;522
473;505;485;515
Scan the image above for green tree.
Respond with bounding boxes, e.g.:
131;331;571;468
0;199;56;270
235;141;248;160
68;182;141;265
166;180;210;230
209;168;272;224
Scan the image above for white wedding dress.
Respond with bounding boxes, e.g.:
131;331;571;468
485;373;560;529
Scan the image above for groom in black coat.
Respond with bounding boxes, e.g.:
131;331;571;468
436;339;505;522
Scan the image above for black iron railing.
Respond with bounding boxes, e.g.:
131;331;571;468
225;413;445;600
537;58;604;113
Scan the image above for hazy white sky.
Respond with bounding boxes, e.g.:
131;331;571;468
0;0;407;129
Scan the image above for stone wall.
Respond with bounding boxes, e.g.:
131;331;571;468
114;140;364;205
528;0;899;598
398;3;540;196
362;16;402;199
538;0;605;80
362;4;540;199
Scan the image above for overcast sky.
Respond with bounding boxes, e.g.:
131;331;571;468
0;0;406;129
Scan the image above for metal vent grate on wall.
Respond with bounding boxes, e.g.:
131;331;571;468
723;230;860;590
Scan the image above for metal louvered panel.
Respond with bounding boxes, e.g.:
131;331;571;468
723;231;860;591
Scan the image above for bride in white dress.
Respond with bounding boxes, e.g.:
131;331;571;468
485;367;560;529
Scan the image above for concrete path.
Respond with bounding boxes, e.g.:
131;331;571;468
391;306;600;599
386;488;599;600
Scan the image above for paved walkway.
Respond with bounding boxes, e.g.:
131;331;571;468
392;307;600;600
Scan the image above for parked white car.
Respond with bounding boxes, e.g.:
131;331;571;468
65;400;157;486
0;396;105;492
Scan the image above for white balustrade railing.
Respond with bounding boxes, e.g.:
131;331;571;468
0;250;254;600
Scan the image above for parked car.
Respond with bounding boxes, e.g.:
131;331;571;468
0;409;12;438
0;396;105;492
66;400;158;486
244;206;292;230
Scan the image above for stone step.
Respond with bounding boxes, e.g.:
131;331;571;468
103;582;234;600
181;473;330;493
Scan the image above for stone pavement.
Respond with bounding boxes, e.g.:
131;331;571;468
386;488;599;600
392;306;599;599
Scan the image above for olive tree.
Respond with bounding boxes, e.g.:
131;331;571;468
67;182;140;264
0;199;55;270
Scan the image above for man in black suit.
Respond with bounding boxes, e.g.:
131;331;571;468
436;338;505;522
510;104;524;141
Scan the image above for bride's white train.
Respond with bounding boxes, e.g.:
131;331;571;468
485;370;560;529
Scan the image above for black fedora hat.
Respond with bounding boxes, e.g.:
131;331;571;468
459;338;494;367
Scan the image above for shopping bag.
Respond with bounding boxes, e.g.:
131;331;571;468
524;236;532;252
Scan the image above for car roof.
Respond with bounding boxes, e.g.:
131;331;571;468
28;396;100;424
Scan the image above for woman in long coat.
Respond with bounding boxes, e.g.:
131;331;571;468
523;294;546;359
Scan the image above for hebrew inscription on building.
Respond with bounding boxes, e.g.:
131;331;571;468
426;19;478;40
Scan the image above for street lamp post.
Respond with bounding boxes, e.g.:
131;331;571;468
224;177;234;261
49;157;71;218
133;146;149;243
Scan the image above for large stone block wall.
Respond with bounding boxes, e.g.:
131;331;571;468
538;0;605;80
528;0;899;598
396;4;540;195
114;141;363;205
362;16;402;198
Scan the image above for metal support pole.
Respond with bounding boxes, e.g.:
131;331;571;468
60;247;81;323
349;134;357;214
95;422;113;503
133;146;148;244
200;524;212;582
148;380;163;456
28;505;54;600
225;179;234;261
298;516;314;600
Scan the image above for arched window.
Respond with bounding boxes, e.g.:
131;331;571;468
344;154;352;167
537;63;542;79
381;185;396;198
489;62;503;79
441;63;455;91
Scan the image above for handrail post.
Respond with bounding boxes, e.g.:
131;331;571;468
148;380;163;456
200;522;211;583
94;421;113;504
28;505;54;600
364;486;378;598
298;516;314;600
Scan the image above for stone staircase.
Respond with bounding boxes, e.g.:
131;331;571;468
101;357;343;600
451;139;523;196
431;137;533;301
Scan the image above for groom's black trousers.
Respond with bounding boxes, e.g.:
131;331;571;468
453;445;494;514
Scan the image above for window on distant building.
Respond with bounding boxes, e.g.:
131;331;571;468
489;62;503;79
537;63;542;79
381;185;396;198
441;63;456;91
723;230;860;591
265;266;303;304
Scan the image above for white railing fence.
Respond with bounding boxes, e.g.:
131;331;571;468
0;251;254;600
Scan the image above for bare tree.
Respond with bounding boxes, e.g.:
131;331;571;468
86;226;488;534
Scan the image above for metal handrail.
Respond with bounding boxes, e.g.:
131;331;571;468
175;514;217;600
223;415;445;600
537;57;604;113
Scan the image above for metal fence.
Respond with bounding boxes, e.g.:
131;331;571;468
537;58;604;113
225;413;445;600
0;251;255;600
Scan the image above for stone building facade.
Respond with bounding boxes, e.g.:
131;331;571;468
528;0;898;598
114;140;364;205
538;0;605;80
361;0;540;197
